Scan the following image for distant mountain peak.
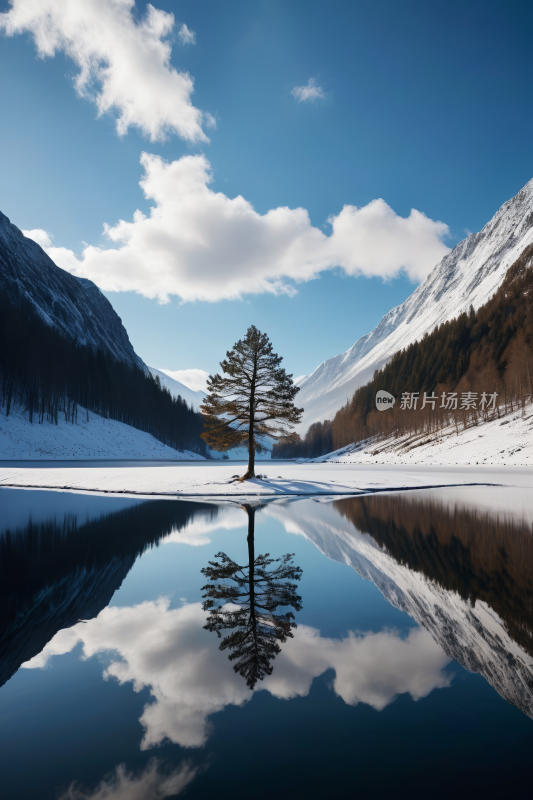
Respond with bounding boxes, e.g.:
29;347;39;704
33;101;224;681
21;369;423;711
297;176;533;429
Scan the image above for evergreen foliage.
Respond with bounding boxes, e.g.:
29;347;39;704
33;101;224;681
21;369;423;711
201;325;302;477
334;494;533;658
274;245;533;458
0;286;206;455
201;505;302;689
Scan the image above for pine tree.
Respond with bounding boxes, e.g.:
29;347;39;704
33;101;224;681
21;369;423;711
201;505;303;689
200;325;303;478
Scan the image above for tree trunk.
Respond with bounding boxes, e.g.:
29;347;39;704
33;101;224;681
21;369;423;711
245;506;258;660
243;362;257;479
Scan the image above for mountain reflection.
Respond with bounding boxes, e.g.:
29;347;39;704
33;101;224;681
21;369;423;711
333;493;533;659
0;494;218;688
201;504;302;689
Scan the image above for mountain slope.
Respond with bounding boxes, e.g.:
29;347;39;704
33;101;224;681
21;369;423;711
298;178;533;428
0;401;205;459
0;211;144;370
268;494;533;718
149;367;206;411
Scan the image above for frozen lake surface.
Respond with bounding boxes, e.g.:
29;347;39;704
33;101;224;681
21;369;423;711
0;485;532;798
1;462;532;499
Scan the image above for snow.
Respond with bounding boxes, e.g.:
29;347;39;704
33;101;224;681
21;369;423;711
148;367;206;411
0;403;204;461
0;460;531;499
271;496;533;717
305;407;533;468
297;177;533;429
157;368;209;393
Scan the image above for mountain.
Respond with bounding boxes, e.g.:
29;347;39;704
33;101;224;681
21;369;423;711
297;178;533;429
0;210;145;370
269;493;533;718
1;209;208;457
0;494;214;688
149;367;206;411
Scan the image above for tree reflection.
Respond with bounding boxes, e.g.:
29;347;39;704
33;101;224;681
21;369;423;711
201;504;302;689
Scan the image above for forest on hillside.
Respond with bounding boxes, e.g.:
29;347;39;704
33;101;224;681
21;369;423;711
274;244;533;459
0;287;206;456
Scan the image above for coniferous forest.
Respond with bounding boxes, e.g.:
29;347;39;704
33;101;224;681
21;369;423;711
274;245;533;459
0;287;206;456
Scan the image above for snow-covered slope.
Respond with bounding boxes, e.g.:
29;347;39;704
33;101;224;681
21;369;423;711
0;403;204;460
0;210;145;370
305;405;533;467
298;178;533;428
149;367;205;411
268;496;533;718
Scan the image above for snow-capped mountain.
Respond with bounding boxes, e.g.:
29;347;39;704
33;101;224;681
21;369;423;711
298;178;533;429
0;210;145;370
149;367;206;411
267;495;533;718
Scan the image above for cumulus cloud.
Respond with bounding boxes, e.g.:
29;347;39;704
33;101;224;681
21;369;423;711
0;0;207;142
291;77;326;102
24;598;451;750
177;23;195;45
59;759;197;800
158;368;209;393
24;153;450;304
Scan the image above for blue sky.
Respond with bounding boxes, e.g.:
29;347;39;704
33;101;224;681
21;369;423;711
1;0;532;383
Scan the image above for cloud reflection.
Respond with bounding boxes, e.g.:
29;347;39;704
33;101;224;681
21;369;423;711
24;599;452;749
58;758;196;800
161;505;245;547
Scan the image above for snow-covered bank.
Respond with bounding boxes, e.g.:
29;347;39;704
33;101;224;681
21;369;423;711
0;462;531;498
305;408;533;467
0;404;205;460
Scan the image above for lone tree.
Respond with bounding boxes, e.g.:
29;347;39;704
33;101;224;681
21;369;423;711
201;504;303;690
200;325;303;479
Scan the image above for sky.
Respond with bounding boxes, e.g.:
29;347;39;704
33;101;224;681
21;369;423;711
1;0;533;387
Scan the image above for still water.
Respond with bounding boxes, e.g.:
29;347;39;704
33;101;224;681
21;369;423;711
0;486;532;799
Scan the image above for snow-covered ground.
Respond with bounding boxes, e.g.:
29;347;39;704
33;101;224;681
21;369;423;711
0;404;204;460
305;407;533;467
0;461;531;498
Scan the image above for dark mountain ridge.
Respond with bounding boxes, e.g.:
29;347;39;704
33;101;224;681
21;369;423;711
0;210;144;370
0;209;206;454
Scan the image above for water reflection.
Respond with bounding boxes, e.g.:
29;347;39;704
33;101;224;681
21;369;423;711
0;491;217;689
267;490;533;718
201;504;302;689
3;485;533;799
334;492;533;658
58;758;197;800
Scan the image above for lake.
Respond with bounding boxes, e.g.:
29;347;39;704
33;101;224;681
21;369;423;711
0;485;532;799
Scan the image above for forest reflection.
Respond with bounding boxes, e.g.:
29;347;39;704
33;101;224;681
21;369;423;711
201;504;302;689
0;495;218;689
333;493;533;657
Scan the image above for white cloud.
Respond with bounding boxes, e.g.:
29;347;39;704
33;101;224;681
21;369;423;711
291;77;326;103
177;23;195;45
23;598;451;750
0;0;207;143
24;153;450;304
158;368;209;393
161;505;245;546
59;759;197;800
